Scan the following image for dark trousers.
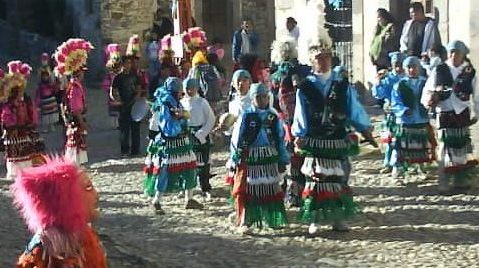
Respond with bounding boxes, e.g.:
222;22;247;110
119;108;140;154
199;164;212;192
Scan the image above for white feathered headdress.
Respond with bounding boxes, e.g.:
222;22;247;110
270;37;298;64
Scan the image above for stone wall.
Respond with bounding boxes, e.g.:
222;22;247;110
239;0;276;62
101;0;157;59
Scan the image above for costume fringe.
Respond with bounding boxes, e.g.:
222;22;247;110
298;193;359;224
163;169;197;192
244;195;288;228
395;124;432;164
297;137;359;158
440;127;471;148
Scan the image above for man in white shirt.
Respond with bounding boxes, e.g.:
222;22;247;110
286;17;300;42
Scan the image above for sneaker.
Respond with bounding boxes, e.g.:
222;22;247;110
332;221;349;232
185;199;204;210
153;202;165;215
308;223;320;235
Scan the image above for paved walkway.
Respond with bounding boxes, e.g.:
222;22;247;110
1;88;479;267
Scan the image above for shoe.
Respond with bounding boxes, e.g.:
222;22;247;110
308;223;319;235
185;199;204;209
228;211;237;224
238;225;252;235
153;202;165;215
176;191;185;199
332;221;349;232
391;167;400;179
202;191;212;201
379;167;392;174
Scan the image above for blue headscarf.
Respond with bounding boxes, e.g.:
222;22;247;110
447;40;470;55
152;77;181;110
182;77;199;90
389;52;405;65
231;69;252;87
165;77;182;93
402;56;421;69
249;83;269;99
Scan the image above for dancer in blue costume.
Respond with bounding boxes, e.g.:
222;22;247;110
230;83;290;233
390;56;435;179
372;52;405;173
292;41;376;234
145;77;203;214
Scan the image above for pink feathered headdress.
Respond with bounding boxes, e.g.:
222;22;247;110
105;43;121;68
3;60;32;96
182;27;207;52
126;34;141;58
54;38;94;76
11;156;88;234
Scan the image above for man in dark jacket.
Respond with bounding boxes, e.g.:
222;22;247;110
232;18;260;63
111;56;142;156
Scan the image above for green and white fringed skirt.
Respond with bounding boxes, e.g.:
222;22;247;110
241;146;287;228
299;181;359;224
144;139;160;197
394;123;433;165
439;126;478;183
144;136;198;194
296;137;360;224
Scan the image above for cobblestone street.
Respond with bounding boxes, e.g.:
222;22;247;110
2;88;479;267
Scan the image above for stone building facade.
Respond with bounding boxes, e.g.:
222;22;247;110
0;0;276;79
100;0;157;51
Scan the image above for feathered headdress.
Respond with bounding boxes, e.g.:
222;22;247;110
159;34;175;61
106;43;121;69
126;34;141;58
271;37;298;64
54;38;94;76
11;156;89;234
182;27;207;52
4;60;32;96
191;50;208;67
308;38;333;60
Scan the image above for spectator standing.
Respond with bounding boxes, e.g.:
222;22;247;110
111;56;142;156
370;8;399;71
232;18;260;63
400;2;442;57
